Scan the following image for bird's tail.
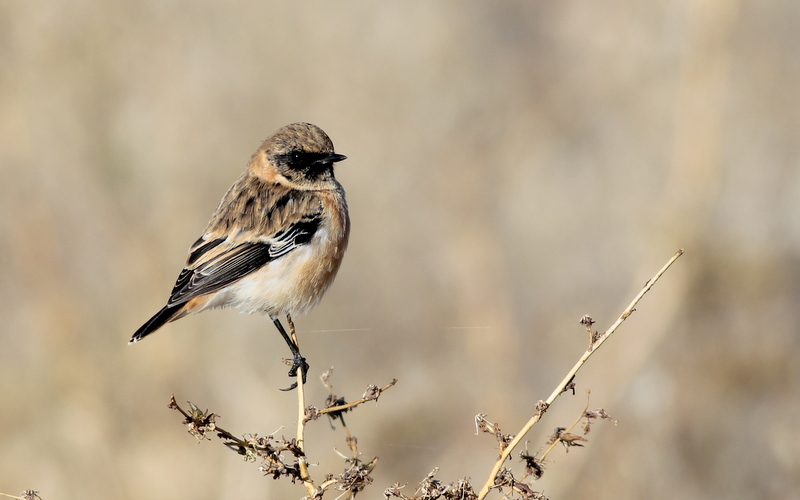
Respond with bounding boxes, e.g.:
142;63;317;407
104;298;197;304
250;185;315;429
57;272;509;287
129;305;181;344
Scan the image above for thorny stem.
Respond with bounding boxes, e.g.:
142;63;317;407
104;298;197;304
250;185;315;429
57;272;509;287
476;249;684;500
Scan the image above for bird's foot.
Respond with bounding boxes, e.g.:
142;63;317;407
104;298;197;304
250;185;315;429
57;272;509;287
279;352;309;392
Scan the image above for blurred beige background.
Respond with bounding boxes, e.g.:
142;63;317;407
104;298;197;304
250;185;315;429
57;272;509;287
2;1;799;499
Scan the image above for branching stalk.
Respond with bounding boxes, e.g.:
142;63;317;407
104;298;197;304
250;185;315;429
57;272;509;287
476;249;684;500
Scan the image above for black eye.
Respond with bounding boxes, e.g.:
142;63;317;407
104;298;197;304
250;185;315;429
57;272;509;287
281;150;306;168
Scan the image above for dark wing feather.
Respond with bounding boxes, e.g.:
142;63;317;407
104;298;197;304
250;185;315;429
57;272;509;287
187;237;225;265
166;214;322;307
268;218;319;259
167;241;272;306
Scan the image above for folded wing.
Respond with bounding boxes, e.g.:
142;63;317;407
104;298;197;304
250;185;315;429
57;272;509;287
169;215;321;307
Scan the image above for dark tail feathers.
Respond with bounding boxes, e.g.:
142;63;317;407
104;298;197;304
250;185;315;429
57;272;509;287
129;305;180;344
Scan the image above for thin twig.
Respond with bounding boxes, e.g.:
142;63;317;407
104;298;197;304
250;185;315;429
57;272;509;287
0;493;41;500
317;379;399;417
168;396;247;446
539;391;591;462
288;313;318;498
476;249;684;500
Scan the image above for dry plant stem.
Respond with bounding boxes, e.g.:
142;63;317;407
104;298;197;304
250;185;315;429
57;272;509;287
169;396;242;446
539;391;591;462
0;494;40;500
316;379;399;417
287;314;316;497
476;249;684;500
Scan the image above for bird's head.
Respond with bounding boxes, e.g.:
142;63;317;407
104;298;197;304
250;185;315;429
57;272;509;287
254;122;346;189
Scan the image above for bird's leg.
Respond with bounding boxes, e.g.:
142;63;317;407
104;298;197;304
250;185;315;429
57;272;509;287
286;312;296;339
284;312;308;381
273;315;308;391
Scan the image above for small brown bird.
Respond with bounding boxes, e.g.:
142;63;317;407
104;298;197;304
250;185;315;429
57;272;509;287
130;122;350;389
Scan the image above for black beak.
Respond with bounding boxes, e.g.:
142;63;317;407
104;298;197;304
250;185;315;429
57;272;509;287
327;153;347;163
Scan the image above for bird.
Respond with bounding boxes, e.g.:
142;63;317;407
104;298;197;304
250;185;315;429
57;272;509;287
130;122;350;390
